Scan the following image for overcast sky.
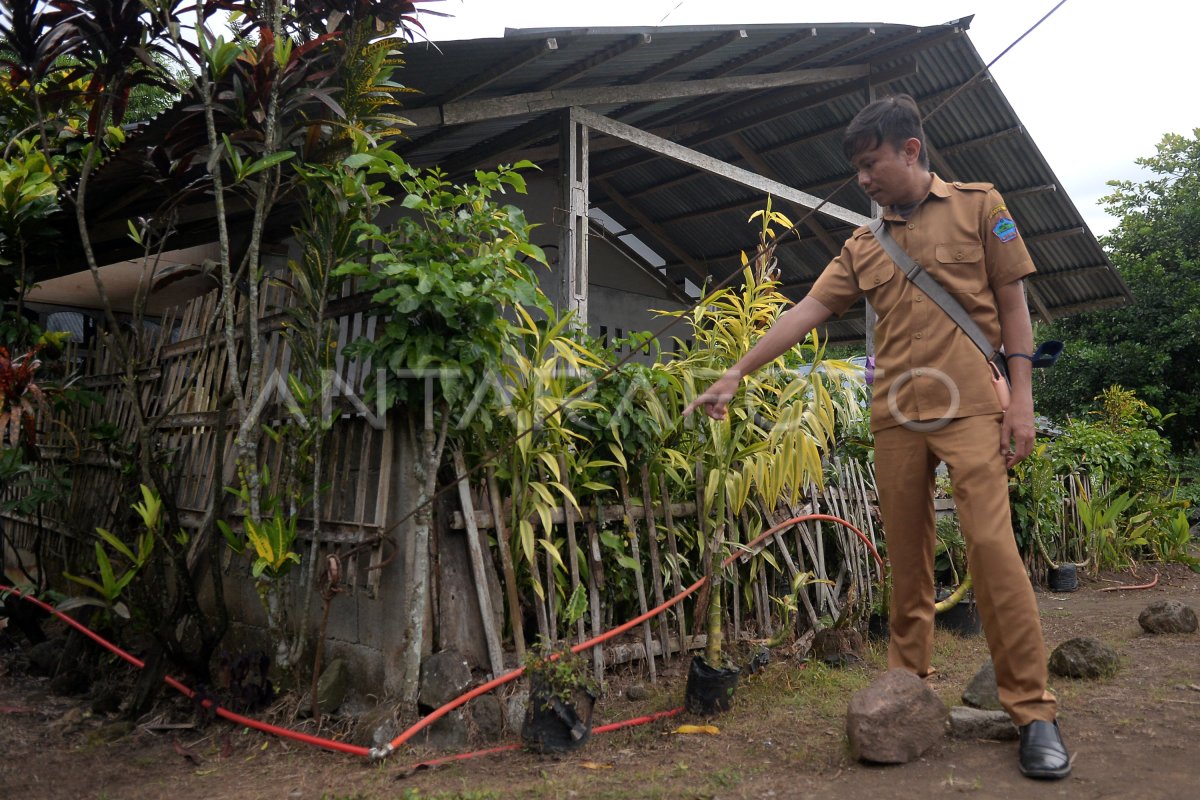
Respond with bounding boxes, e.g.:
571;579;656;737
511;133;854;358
417;0;1200;238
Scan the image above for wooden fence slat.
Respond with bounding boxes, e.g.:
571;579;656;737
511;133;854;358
559;455;586;644
640;466;670;663
656;472;687;664
452;450;505;677
618;471;656;683
486;469;525;664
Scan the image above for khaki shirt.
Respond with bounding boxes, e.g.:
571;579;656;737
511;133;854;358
809;175;1035;432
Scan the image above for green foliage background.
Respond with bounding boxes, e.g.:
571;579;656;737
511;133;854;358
1035;130;1200;452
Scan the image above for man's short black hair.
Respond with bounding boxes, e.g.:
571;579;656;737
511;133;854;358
842;93;929;168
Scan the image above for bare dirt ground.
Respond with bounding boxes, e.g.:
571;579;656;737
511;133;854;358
3;561;1199;800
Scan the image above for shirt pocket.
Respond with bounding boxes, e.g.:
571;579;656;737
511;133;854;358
855;260;897;292
932;243;987;293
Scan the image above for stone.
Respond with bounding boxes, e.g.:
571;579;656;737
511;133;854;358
947;706;1018;741
846;668;948;764
962;659;1002;711
505;686;530;733
1138;600;1198;634
25;638;64;676
812;627;865;664
471;694;505;741
1048;637;1119;679
86;720;134;746
315;658;350;715
419;650;473;710
626;684;649;702
90;685;123;715
421;708;468;749
50;668;91;696
352;703;398;748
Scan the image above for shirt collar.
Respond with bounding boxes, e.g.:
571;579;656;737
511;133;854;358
882;173;951;220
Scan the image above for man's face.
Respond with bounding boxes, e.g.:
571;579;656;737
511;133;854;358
851;138;923;208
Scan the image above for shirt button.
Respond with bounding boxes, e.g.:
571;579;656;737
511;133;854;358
915;332;923;339
915;295;923;302
955;251;964;261
915;369;925;376
873;277;881;285
907;223;916;230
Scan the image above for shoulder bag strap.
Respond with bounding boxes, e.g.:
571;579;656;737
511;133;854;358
866;217;999;361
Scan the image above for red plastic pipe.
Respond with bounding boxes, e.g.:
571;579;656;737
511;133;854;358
375;513;882;758
1;511;879;763
1;585;371;757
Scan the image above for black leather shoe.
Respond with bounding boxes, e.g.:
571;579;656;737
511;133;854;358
1018;720;1071;779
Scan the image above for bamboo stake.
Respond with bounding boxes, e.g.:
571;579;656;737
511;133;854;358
640;466;670;664
619;471;657;683
486;469;525;663
586;513;605;685
729;507;741;645
773;522;821;630
559;454;586;643
452;450;505;678
544;547;557;644
656;473;686;664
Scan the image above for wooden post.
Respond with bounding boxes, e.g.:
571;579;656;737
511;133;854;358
558;107;590;326
619;471;656;683
452;451;505;677
486;469;525;663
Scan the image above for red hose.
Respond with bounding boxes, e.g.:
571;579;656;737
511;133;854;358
378;513;881;757
0;512;879;763
1099;572;1159;592
396;707;685;773
1;585;371;757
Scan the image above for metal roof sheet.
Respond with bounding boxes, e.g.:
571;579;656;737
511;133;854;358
66;18;1126;340
387;18;1127;340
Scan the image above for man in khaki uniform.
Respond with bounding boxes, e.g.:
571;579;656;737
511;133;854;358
685;94;1070;779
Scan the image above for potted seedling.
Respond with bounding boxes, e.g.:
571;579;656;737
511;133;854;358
666;205;851;713
933;515;981;636
866;574;892;641
521;588;599;754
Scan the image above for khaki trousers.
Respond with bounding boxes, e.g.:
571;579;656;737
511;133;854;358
873;414;1056;726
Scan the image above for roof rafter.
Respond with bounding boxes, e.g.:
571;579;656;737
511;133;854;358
594;178;709;285
575;107;869;228
403;64;870;128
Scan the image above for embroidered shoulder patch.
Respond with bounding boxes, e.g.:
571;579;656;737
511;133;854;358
992;216;1019;242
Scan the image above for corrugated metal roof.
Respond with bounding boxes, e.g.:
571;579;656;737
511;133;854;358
390;18;1127;340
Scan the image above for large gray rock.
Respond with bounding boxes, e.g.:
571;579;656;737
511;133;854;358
471;694;506;741
419;650;473;709
962;659;1002;711
316;658;350;715
421;708;468;749
1049;637;1119;679
505;686;530;733
947;706;1018;741
846;669;948;764
1138;600;1198;634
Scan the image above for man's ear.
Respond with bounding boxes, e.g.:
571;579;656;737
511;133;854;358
903;137;923;166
